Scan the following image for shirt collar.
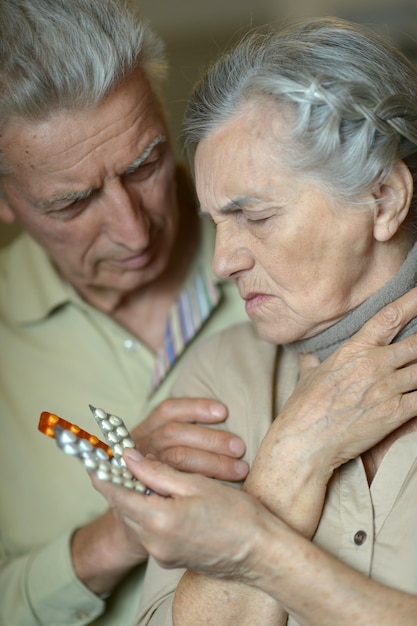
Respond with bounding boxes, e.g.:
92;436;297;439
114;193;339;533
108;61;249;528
3;218;223;384
151;219;222;391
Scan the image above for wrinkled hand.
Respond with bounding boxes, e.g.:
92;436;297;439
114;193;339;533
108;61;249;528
280;287;417;471
131;398;248;482
245;288;417;535
92;450;271;584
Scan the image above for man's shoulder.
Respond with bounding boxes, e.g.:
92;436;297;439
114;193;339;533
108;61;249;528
0;233;31;289
0;234;66;323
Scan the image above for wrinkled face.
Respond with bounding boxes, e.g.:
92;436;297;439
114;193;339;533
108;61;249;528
0;69;178;308
194;100;387;344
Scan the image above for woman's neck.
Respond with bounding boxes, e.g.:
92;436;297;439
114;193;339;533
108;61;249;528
288;240;417;361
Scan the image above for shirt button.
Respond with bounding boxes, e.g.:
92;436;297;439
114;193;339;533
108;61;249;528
354;530;367;546
124;339;140;352
75;610;91;620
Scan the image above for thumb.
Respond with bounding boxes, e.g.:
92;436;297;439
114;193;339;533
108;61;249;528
124;448;198;497
298;352;320;378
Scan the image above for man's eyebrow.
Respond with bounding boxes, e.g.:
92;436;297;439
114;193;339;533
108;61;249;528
125;134;167;173
37;188;94;210
37;134;167;209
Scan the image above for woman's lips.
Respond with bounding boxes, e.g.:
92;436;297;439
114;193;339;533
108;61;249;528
243;292;273;314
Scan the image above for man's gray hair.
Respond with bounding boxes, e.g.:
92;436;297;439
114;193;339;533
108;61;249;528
0;0;167;135
183;17;417;210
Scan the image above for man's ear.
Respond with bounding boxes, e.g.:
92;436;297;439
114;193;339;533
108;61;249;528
0;194;16;224
373;160;414;242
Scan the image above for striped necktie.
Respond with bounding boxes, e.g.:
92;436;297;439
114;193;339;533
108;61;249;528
151;264;221;391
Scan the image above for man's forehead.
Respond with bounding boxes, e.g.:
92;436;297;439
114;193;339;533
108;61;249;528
35;134;168;209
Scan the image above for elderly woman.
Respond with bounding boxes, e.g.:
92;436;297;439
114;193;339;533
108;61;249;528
93;17;417;626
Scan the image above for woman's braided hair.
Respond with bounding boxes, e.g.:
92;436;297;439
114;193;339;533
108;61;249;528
183;17;417;210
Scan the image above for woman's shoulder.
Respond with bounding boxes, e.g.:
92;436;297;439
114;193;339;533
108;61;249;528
173;322;278;399
195;321;275;363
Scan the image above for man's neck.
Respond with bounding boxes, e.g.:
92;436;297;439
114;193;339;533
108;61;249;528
79;208;200;351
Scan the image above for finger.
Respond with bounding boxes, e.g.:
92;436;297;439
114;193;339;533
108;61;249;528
124;449;206;498
354;287;417;347
139;421;245;458
392;332;417;369
89;455;176;502
133;397;229;438
395;361;417;395
157;446;249;481
355;331;417;372
298;353;320;378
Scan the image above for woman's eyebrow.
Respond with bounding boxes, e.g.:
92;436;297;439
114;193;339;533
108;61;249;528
220;195;259;214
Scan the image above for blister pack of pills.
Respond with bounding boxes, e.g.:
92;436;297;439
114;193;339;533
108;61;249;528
38;406;151;494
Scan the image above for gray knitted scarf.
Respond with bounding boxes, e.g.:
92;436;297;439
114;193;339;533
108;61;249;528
288;242;417;360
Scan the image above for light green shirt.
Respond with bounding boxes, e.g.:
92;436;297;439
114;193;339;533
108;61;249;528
0;220;246;626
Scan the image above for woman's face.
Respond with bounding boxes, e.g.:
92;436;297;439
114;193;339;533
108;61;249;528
194;100;395;344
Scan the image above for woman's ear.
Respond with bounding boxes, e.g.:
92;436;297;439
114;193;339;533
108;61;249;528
373;160;414;242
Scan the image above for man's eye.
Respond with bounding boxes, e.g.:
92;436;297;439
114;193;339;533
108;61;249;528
125;159;159;182
46;198;90;221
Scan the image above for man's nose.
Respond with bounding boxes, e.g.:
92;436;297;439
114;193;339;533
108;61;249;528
102;178;150;248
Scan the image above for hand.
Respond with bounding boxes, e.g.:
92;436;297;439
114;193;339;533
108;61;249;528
71;506;149;595
281;286;417;471
245;287;417;535
96;452;417;626
91;450;269;584
131;398;249;482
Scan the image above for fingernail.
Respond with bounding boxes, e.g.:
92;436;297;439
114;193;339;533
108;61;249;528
234;460;249;478
209;403;227;418
229;437;245;456
124;448;144;462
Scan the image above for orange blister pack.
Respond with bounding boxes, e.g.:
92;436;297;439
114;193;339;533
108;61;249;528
38;411;113;458
38;408;150;494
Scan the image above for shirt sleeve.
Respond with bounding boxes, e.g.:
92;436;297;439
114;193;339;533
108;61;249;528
0;529;105;626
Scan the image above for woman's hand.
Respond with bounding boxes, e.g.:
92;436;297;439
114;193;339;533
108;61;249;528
245;287;417;536
91;451;268;582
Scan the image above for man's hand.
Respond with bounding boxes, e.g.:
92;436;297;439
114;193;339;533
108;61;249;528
71;505;149;596
72;394;248;596
131;398;249;482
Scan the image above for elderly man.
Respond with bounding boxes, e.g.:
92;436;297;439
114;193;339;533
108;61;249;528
0;1;248;625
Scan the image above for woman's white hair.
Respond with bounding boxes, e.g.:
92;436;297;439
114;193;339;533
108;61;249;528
183;17;417;212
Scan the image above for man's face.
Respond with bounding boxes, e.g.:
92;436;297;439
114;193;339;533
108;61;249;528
0;70;179;309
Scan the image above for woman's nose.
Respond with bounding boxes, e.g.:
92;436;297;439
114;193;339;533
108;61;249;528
212;226;252;280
